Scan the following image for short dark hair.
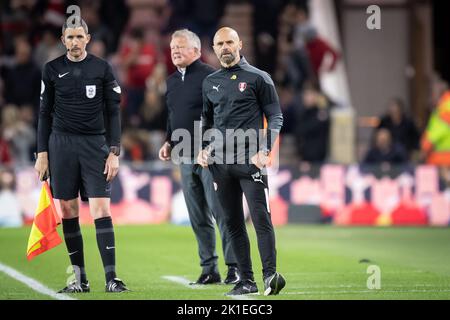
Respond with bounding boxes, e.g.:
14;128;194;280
62;17;89;36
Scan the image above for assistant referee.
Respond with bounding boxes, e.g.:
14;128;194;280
34;18;128;293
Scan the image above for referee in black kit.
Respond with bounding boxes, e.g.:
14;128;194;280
159;29;239;285
198;27;286;296
34;17;128;293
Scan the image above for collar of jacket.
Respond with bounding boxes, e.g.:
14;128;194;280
177;58;201;79
185;58;202;73
222;56;247;71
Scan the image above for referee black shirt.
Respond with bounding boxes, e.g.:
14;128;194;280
37;53;121;153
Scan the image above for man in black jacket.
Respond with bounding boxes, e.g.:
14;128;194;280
159;29;238;285
198;27;286;296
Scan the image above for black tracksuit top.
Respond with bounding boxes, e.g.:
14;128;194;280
165;58;215;157
201;57;283;154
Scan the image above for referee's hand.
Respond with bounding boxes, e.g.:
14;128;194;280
104;153;119;182
34;152;50;181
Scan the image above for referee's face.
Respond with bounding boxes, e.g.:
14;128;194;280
62;27;91;59
170;36;198;68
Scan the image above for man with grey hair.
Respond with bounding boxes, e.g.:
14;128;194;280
159;29;239;285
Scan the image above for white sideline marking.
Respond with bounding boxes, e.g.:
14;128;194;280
162;275;256;300
162;275;205;289
0;262;75;300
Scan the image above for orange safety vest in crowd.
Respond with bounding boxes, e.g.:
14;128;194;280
421;91;450;166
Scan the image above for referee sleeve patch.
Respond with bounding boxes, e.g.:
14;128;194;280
113;86;121;94
41;80;45;94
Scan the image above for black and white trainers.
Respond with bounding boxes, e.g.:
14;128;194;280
224;266;240;285
58;280;90;293
190;272;221;285
263;272;286;296
225;279;259;296
105;278;130;293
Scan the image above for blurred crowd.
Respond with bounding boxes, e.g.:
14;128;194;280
0;0;448;169
1;0;450;228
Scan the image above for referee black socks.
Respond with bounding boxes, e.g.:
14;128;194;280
62;217;87;284
94;216;117;283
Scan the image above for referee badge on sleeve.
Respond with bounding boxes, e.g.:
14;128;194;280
86;85;96;98
113;86;121;94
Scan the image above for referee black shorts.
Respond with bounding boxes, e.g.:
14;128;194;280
48;132;111;201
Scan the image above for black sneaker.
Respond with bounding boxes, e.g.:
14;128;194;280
226;279;259;296
57;280;90;293
105;278;130;293
190;272;221;285
224;267;240;285
263;272;286;296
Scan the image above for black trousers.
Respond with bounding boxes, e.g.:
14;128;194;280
180;164;236;274
208;163;277;281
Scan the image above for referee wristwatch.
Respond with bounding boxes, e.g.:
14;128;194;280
109;146;120;156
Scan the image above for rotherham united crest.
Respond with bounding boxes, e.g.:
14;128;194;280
238;82;247;92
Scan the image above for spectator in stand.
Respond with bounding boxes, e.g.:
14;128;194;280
303;25;339;81
88;39;107;59
282;41;313;91
421;75;450;168
364;128;408;165
120;28;157;125
1;36;41;110
278;85;300;135
173;0;225;41
141;62;167;131
377;98;420;157
291;7;339;82
0;127;12;165
97;0;129;53
81;2;114;55
0;168;22;228
280;6;314;91
121;129;150;162
2;104;35;166
295;83;331;163
34;26;66;67
140;63;168;158
252;0;287;75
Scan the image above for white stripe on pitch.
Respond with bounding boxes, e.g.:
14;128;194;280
162;275;256;300
0;262;75;300
162;275;205;289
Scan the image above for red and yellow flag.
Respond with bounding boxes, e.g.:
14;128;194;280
26;181;62;261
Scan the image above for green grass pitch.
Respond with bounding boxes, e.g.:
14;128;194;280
1;224;450;300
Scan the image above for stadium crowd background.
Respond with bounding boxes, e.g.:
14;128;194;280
0;0;449;227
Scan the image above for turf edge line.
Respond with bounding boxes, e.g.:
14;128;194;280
0;261;76;300
161;275;256;300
